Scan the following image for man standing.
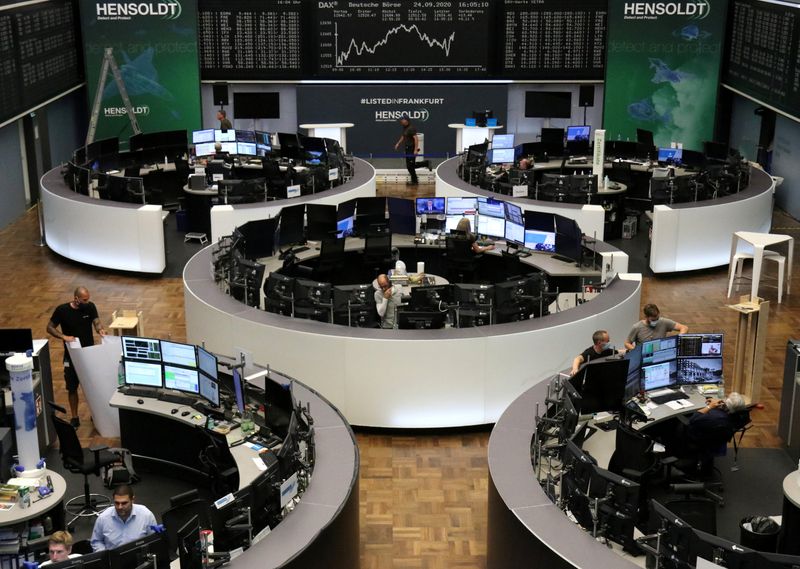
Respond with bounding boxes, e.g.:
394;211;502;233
394;117;419;186
374;274;403;329
46;286;106;427
624;303;688;350
91;485;156;551
217;109;232;131
571;330;615;375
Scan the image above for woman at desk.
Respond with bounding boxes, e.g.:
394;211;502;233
455;218;495;253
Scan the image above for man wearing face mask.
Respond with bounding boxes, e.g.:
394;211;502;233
47;286;106;427
624;303;688;350
571;330;616;375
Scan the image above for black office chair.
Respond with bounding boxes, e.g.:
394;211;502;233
162;490;212;560
48;402;117;525
316;237;346;282
446;236;478;283
363;232;393;274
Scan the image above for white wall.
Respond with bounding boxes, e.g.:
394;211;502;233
728;94;761;163
772;114;800;220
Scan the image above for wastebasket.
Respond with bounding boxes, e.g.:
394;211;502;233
740;516;780;552
176;209;188;233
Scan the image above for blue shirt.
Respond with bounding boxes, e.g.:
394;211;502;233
90;504;156;551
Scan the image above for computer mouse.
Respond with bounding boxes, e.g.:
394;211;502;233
181;411;191;417
171;408;178;414
137;399;144;404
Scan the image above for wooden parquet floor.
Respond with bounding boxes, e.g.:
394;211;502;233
1;186;797;569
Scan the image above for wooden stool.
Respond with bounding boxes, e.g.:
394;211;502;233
108;310;143;336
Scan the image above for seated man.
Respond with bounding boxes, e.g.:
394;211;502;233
373;274;403;329
41;531;80;566
687;392;748;444
91;485;156;551
624;303;688;350
570;329;615;375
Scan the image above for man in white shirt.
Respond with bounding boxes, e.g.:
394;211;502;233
373;274;403;329
91;485;156;551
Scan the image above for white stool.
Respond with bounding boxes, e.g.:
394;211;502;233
728;231;794;303
727;250;786;303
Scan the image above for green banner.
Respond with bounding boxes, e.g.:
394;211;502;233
603;0;727;150
80;0;201;143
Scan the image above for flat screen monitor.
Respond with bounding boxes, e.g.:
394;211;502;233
492;134;515;149
306;203;337;241
445;214;473;233
332;284;374;312
122;337;162;361
397;310;446;330
415;197;445;215
554;215;582;262
277;132;302;160
477;214;505;239
255;131;272;154
681;149;706;169
355;197;387;233
454;283;494;305
641;336;678;366
235;130;256;143
636;128;655;147
477;197;504;218
524;211;555;234
525;91;572;118
194;142;215;157
50;550;109;569
409;285;451;311
642;360;678;391
704;140;729;161
388;197;415;235
237;142;257;156
677;357;722;384
234;92;280;119
446;197;477;215
176;515;202;569
197;347;218;380
489;147;515;164
124;360;163;389
524;229;556;252
337;198;356;221
605;140;641;159
192;129;215;144
164;364;200;394
219;142;237;154
199;374;220;407
0;329;34;353
214;129;236;143
109;526;170;569
278;204;305;246
575;358;630;414
505;220;524;245
232;368;245;415
566;126;590;141
504;201;524;223
160;340;197;368
337;216;354;238
658;147;683;164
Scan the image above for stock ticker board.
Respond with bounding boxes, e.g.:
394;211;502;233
198;0;608;80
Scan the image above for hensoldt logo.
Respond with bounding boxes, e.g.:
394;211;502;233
104;105;151;117
96;0;182;20
624;0;710;19
374;109;430;122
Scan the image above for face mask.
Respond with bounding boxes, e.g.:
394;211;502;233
601;342;610;350
648;319;659;328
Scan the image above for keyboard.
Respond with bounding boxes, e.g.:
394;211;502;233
649;390;689;405
120;387;157;398
293;246;310;254
551;254;575;264
158;392;198;406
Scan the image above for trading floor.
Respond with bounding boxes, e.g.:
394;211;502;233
2;183;798;569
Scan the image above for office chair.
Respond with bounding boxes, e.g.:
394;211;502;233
71;540;94;555
48;401;117;525
162;491;212;560
363;231;393;273
446;236;478;283
263;159;289;199
315;237;346;282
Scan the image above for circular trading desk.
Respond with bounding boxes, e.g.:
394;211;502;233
39;158;376;274
436;157;776;274
184;238;642;429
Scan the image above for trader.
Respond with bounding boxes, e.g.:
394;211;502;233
212;142;230;161
455;218;495;254
41;531;80;566
374;274;403;329
570;330;615;375
217;109;232;131
624;303;688;350
394;117;420;186
683;392;749;474
46;286;106;427
91;485;156;551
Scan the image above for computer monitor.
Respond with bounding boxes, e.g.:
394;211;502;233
192;129;215;144
569;174;597;194
524;211;555;232
293;278;332;307
562;438;597;488
489;147;515;164
197;347;217;380
122;337;162;361
160;340;197;368
605;140;641;160
332;284;375;312
409;285;451;311
123;360;163;389
108;531;170;569
681;149;706;169
521;229;554;253
235;130;256;143
491;134;515;149
397;310;446;329
255;131;272;155
454;283;494;305
505;219;524;246
624;344;643;398
176;515;202;569
703;140;729;161
677;357;722;385
198;374;220;407
306;204;337;241
237;143;257;156
540;127;566;156
50;550;110;569
658;147;683;164
0;329;34;353
263;379;293;437
277;204;305;247
231;368;245;415
541;172;570;188
588;466;640;553
566;126;590;142
642;360;678;391
554;215;582;263
641;336;678;366
415;197;445;215
387;197;416;236
209;487;252;552
355;197;387;234
194;142;216;157
214;129;236;143
688;528;752;569
163;365;200;395
575;357;630;414
277;132;302;161
477;216;505;239
471;109;494;126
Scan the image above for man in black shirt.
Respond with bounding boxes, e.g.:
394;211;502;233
217;109;232;131
46;287;106;427
570;329;614;375
394;117;420;185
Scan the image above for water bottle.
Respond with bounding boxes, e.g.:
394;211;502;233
118;361;124;386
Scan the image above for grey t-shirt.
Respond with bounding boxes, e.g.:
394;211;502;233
627;317;677;345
